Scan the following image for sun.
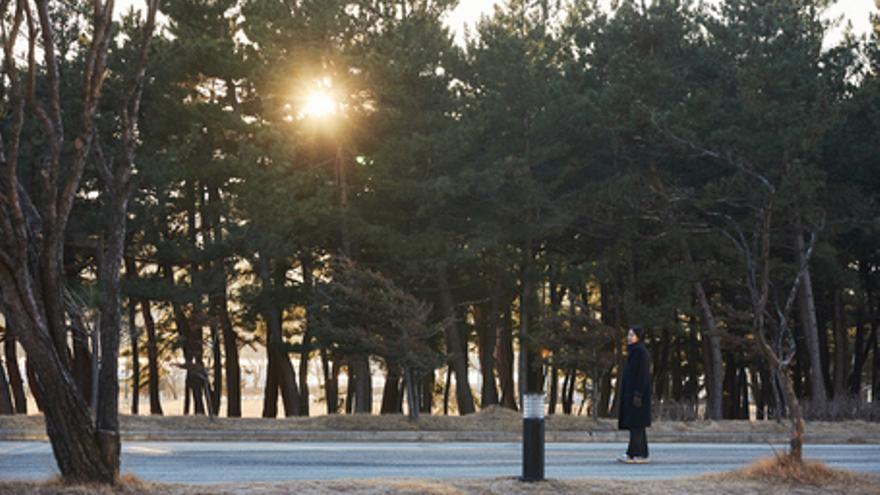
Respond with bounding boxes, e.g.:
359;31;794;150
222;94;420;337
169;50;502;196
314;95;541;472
300;90;338;119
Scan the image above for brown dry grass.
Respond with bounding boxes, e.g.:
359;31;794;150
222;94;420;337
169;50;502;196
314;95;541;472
4;475;880;495
711;455;864;486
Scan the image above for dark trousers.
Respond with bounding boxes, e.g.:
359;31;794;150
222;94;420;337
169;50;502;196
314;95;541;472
627;427;648;458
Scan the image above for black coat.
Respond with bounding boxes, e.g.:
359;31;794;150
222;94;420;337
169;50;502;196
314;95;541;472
618;342;651;430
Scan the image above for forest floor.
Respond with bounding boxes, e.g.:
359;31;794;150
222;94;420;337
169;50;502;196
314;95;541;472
2;406;879;443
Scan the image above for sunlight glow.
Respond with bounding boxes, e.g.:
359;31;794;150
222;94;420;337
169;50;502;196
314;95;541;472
300;89;338;120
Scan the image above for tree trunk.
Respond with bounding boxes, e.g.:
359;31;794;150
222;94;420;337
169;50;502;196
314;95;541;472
4;324;27;414
299;254;315;417
796;227;827;409
0;354;13;414
655;328;670;402
562;368;575;415
217;296;240;418
779;367;805;462
139;300;163;415
871;322;880;402
671;334;683;403
477;290;499;408
321;348;339;414
258;254;300;417
209;320;222;416
420;369;434;414
184;184;207;416
351;355;372;414
519;247;543;399
852;271;866;398
436;263;475;414
599;365;613;417
206;186;240;417
128;297;140;416
602;276;625;417
443;365;452;415
26;359;43;412
262;352;279;418
404;367;419;420
124;258;140;416
95;187;132;479
70;313;93;408
496;302;517;410
832;287;849;398
381;366;402;414
298;328;311;417
269;343;299;418
755;365;768;420
738;365;749;419
680;238;724;420
723;353;735;419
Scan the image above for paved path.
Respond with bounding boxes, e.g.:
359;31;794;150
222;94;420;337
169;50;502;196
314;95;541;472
2;442;879;483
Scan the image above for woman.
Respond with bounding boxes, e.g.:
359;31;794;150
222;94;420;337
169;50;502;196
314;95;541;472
617;324;651;463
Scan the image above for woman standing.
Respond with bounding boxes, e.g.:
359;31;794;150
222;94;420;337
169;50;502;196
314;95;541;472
618;324;651;463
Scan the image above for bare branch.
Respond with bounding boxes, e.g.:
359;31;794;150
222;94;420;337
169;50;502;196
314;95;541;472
780;230;818;322
57;0;115;230
33;0;61;134
644;106;776;193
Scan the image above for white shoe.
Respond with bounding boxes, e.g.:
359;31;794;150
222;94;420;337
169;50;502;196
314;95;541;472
616;454;635;464
631;456;650;464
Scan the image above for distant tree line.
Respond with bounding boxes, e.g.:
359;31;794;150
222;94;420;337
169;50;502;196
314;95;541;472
1;0;879;482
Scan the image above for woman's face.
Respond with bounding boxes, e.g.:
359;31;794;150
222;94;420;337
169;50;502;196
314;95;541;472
627;329;639;345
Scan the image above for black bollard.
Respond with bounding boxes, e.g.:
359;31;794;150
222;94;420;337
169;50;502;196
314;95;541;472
521;393;545;481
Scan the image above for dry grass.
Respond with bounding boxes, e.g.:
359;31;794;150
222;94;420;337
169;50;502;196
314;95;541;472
702;455;880;494
0;475;168;495
4;475;880;495
712;455;863;487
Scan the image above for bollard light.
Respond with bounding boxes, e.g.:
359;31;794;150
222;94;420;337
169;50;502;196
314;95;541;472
521;393;545;481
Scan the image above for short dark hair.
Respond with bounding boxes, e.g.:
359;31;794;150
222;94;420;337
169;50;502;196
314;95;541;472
629;324;646;342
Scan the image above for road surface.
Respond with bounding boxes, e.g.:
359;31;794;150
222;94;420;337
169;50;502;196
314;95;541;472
2;441;879;483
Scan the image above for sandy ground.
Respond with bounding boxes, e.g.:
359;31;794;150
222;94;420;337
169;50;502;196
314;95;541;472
2;475;880;495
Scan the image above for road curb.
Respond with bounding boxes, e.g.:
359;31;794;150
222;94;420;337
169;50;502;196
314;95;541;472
1;428;877;444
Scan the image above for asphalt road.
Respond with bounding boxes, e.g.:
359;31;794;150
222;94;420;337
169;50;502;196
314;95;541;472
2;441;879;483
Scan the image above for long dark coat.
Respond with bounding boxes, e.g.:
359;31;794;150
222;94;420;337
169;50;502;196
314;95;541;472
618;341;651;430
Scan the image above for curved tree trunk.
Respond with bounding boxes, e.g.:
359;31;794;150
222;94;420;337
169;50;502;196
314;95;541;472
0;287;114;482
